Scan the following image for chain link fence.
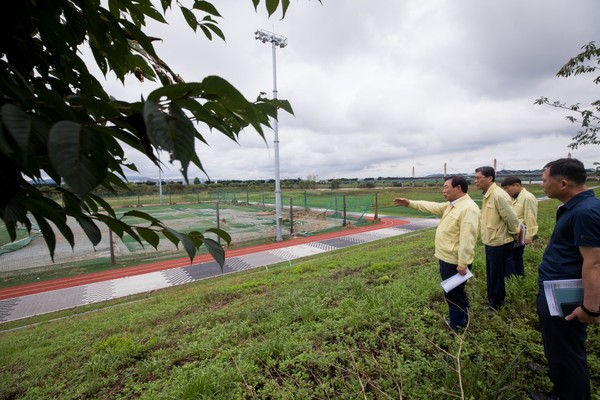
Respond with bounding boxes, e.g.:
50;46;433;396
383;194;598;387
0;191;380;273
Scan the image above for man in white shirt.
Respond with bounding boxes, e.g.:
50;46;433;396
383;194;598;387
394;176;480;330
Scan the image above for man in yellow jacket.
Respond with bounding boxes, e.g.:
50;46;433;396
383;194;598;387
394;176;480;330
475;166;520;311
501;176;539;277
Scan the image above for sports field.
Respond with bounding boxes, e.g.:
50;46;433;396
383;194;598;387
0;201;354;273
0;184;548;274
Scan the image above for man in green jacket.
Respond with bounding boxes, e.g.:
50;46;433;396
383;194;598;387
475;166;520;311
394;176;480;330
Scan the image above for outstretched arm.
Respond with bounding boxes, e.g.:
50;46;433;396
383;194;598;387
394;198;410;207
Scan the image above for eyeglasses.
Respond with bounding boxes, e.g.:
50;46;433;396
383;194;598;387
474;176;490;181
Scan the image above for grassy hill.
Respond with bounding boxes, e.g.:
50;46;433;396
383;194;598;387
0;190;598;399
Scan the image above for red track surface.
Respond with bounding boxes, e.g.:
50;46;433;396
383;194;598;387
0;218;409;300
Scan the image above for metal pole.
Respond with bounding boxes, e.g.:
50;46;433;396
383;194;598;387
216;201;221;246
289;198;294;235
158;151;163;205
342;194;347;227
256;29;287;242
271;40;283;241
109;229;116;265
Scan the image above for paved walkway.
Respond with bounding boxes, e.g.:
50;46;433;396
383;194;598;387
0;217;438;323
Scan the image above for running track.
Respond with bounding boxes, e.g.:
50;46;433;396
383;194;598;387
0;217;439;323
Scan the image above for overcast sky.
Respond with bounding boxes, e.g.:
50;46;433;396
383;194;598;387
98;0;600;181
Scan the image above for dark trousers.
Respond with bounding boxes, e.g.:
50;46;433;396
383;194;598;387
484;242;513;309
439;260;469;328
537;293;590;400
505;244;525;277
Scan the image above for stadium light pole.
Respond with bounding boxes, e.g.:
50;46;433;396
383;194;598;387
255;29;288;242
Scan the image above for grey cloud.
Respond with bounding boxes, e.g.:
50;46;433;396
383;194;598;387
99;0;600;181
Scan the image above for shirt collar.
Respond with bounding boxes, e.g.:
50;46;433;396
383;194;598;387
450;193;468;206
482;182;497;198
562;189;595;210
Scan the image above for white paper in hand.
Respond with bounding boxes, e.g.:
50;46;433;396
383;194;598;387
441;268;473;293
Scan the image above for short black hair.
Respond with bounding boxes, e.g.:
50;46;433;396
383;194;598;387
475;166;495;182
544;158;587;185
500;176;521;187
445;175;468;193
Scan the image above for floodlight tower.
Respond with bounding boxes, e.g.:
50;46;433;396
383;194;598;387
255;29;288;242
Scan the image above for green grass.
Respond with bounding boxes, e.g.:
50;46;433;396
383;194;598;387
1;195;599;399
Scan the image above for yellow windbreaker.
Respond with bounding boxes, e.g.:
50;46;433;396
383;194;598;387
480;182;520;246
512;187;539;241
408;194;480;266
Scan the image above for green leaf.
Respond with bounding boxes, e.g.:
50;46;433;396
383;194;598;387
147;82;203;102
199;25;213;40
1;104;31;156
95;214;126;237
144;100;171;151
165;228;196;263
77;215;102;246
162;228;180;247
274;98;295;115
201;76;270;133
1;193;30;229
281;0;291;19
203;237;225;269
175;99;214;143
204;227;232;245
187;230;205;247
24;197;75;248
103;171;131;192
266;0;278;16
57;187;83;211
167;103;200;180
202;22;225;41
122;209;163;225
31;213;57;262
180;7;198;31
136;226;160;249
3;218;17;242
0;61;33;106
88;193;117;218
120;19;161;60
97;213;142;244
48;121;109;199
160;0;171;13
66;95;120;120
193;1;222;18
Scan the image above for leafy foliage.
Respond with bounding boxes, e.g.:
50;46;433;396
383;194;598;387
0;0;300;265
535;41;600;150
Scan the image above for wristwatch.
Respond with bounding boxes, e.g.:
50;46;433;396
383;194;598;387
581;304;600;317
